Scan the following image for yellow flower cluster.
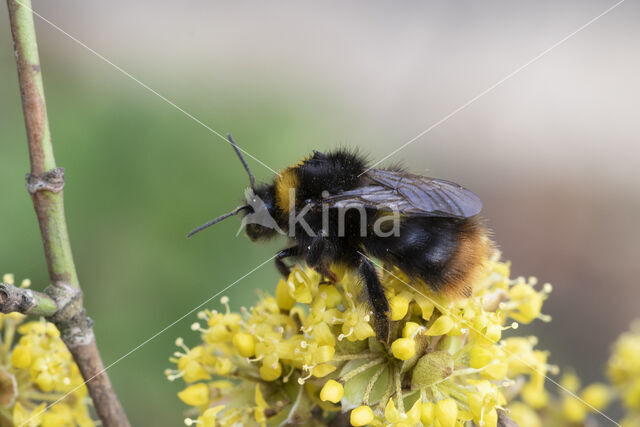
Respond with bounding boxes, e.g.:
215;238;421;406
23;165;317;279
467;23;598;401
0;274;94;427
167;252;562;426
608;320;640;427
509;369;612;427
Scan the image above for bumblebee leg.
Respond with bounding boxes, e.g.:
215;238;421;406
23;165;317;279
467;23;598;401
317;267;338;284
358;255;390;343
275;246;300;278
305;237;337;284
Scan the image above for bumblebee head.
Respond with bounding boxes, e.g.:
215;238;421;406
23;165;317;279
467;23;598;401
241;184;281;242
187;134;282;240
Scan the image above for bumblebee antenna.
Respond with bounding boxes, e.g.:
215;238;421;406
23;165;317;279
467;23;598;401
227;133;256;190
187;205;250;238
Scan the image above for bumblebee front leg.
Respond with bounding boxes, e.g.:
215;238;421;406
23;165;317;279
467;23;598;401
358;254;391;344
305;236;338;283
275;246;300;278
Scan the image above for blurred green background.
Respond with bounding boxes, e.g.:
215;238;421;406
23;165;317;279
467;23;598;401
1;1;639;425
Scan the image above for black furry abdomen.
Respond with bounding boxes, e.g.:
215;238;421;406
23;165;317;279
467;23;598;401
362;216;487;295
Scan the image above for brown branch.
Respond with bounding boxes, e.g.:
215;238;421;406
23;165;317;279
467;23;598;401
6;1;130;425
498;410;520;427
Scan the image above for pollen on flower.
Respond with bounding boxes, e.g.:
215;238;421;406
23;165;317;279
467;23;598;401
166;254;563;426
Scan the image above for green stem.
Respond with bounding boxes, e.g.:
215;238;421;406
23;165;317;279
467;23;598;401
394;365;404;412
363;365;385;405
332;352;379;361
340;358;384;383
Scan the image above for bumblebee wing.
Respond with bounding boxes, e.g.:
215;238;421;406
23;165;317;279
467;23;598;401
322;169;482;218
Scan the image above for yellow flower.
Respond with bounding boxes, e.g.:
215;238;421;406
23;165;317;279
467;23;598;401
167;340;212;383
521;373;549;409
11;344;32;368
469;344;494;369
389;293;410;321
232;332;256;357
185;406;225;427
287;268;314;303
508;402;542;427
435;398;458;427
339;303;375;342
402;322;421;338
13;402;46;426
320;380;344;403
562;395;587;423
275;278;296;310
425;315;454;336
254;384;270;425
350;405;374;426
501;279;551;324
580;383;611;410
166;255;559;427
608;321;640;411
467;380;501;427
420;401;435;425
385;398;421;427
0;275;95;427
259;357;282;381
178;383;209;406
391;338;415;360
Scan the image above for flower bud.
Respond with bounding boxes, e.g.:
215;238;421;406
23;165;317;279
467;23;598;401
314;322;336;347
562;396;587;423
420;401;435;425
276;279;295;310
312;363;337;377
350;405;374;426
319;285;342;308
508;402;542;427
426;315;454;336
484;322;502;343
178;383;209;406
402;322;421;338
391;338;416;360
35;372;53;392
319;380;344;403
201;406;224;427
580;383;611;410
289;270;312;303
11;345;32;369
469;345;493;369
390;295;409;321
259;360;282;381
232;333;255;357
435;398;458;427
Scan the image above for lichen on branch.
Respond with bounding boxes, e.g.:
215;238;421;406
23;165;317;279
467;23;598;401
0;282;57;317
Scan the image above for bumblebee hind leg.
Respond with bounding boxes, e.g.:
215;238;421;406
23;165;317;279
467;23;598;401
358;255;390;344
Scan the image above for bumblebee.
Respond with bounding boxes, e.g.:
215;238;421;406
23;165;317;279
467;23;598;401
189;135;491;342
